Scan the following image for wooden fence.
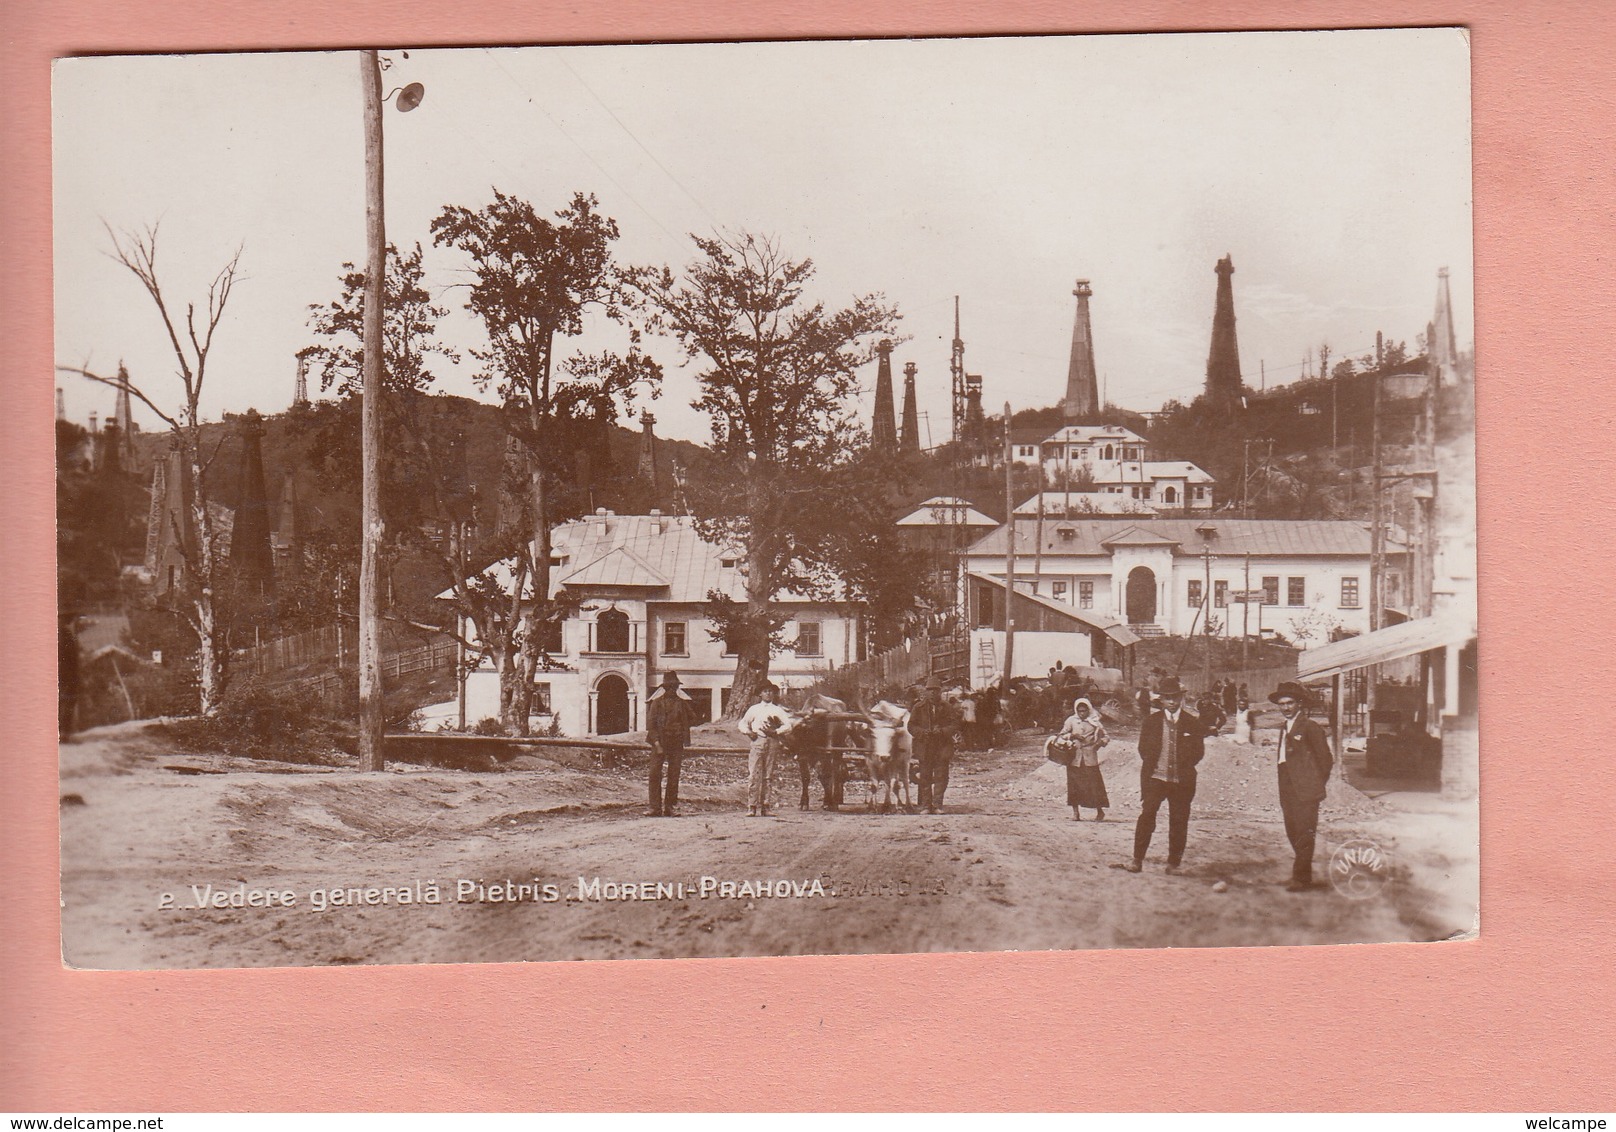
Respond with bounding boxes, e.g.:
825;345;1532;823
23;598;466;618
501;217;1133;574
288;637;458;709
233;621;435;678
796;632;967;707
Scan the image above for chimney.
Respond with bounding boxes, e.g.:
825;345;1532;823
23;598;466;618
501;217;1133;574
88;410;98;433
649;507;664;535
593;506;610;534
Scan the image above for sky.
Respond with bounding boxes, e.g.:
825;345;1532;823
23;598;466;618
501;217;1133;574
52;30;1473;447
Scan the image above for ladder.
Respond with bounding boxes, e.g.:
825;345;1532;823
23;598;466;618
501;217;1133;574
976;637;998;685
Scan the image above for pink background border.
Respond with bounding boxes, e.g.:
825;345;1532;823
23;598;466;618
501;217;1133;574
4;1;1611;1112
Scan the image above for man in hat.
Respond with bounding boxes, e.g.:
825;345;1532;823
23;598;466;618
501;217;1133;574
1270;681;1335;891
1126;675;1210;874
645;671;695;816
909;678;964;813
738;683;796;816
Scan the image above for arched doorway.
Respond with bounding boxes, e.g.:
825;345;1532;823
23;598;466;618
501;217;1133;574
1162;486;1177;504
595;673;630;735
1126;566;1157;625
596;608;630;653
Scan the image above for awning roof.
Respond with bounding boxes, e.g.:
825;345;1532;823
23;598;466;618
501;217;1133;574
1295;611;1475;682
966;570;1141;647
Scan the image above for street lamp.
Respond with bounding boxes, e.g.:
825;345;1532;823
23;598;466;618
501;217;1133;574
357;50;424;772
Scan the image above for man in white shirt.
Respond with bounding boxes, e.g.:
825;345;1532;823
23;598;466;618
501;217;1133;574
738;683;796;816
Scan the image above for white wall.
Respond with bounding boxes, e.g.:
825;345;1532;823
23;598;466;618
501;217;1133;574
969;628;1092;688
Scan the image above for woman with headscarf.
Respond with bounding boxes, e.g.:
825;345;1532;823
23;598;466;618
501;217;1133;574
1055;697;1110;821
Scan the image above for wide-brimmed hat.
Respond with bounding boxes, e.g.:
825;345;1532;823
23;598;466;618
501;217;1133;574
660;671;681;686
1157;676;1185;697
1270;681;1309;704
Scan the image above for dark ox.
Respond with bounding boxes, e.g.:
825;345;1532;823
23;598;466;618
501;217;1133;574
785;694;870;811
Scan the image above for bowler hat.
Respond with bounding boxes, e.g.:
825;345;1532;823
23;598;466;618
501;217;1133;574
1270;681;1309;704
925;678;942;691
1157;676;1185;697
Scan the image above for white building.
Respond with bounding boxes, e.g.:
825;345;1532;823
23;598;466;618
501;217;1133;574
1005;424;1215;510
961;517;1405;644
1013;491;1157;517
435;510;863;736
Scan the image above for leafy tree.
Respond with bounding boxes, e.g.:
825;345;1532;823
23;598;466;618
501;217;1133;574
431;190;660;733
634;231;900;710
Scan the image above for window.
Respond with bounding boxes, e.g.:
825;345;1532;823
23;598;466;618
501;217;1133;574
1187;579;1203;608
1052;580;1068;600
720;686;732;715
1288;577;1306;606
1018;445;1035;457
663;621;687;656
721;631;737;657
1262;576;1280;605
684;687;714;722
1340;577;1361;608
720;555;740;569
532;682;552;713
1214;580;1228;608
1079;580;1094;609
1130;486;1144;499
535;619;564;655
1101;445;1114;460
795;621;822;656
595;609;630;653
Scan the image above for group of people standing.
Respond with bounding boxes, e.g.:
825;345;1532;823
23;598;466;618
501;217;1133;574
649;663;1337;890
1051;674;1336;892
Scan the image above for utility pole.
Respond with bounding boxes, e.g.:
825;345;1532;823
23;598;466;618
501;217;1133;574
1001;402;1016;690
1242;551;1252;682
950;297;966;443
357;49;386;772
1202;546;1214;694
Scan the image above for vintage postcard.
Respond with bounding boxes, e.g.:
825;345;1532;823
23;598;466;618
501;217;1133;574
53;29;1476;969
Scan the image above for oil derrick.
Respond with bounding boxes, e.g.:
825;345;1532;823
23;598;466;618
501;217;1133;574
1205;254;1244;411
950;298;966;443
638;411;659;490
900;362;921;452
229;409;276;605
1062;279;1099;421
871;339;898;450
1429;266;1461;386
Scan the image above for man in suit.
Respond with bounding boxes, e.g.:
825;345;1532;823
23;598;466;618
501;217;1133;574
645;671;695;816
909;679;963;814
1270;681;1335;891
1125;676;1209;875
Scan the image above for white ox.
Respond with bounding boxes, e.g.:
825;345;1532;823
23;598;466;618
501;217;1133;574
863;700;915;814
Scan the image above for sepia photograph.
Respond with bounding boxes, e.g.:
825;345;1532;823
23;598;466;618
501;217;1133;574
52;29;1477;969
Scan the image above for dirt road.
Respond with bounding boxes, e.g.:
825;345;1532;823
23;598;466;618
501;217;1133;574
59;721;1476;969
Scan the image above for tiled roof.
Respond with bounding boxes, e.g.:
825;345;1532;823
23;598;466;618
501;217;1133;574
966;517;1401;558
1013;492;1156;516
560;545;668;589
440;513;848;605
896;496;999;528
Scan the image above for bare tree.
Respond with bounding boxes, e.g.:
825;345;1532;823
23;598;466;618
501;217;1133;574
57;223;243;715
